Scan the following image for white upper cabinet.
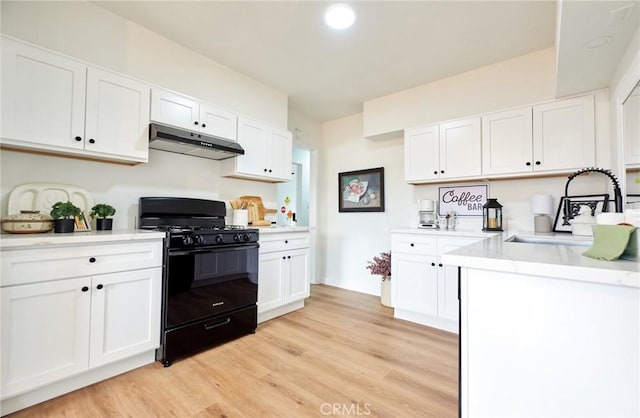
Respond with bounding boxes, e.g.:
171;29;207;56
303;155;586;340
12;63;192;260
623;88;640;167
482;95;595;176
439;117;481;178
482;107;533;175
1;37;86;151
404;124;439;182
221;117;292;182
532;95;595;172
404;117;481;183
150;88;237;141
85;68;150;161
1;37;151;164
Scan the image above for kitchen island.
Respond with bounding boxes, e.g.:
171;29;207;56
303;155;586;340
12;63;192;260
443;233;639;418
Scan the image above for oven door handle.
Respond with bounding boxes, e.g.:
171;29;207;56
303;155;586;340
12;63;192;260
168;244;259;256
204;318;231;330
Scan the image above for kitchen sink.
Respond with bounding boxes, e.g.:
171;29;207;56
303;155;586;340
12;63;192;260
505;234;593;247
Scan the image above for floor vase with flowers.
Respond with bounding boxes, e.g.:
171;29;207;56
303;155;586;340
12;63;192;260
366;251;392;307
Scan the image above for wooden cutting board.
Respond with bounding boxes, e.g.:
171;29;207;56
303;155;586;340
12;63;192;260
237;196;276;222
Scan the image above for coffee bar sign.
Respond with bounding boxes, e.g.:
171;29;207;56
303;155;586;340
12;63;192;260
438;184;487;216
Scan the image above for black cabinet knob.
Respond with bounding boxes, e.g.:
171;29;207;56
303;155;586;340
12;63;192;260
75;136;82;142
440;170;445;174
431;262;436;267
284;240;288;244
96;284;104;290
81;286;89;292
433;171;438;175
438;263;443;267
535;161;541;165
201;123;206;128
287;256;291;259
410;243;414;247
89;257;96;263
88;138;95;144
526;161;531;166
264;168;268;172
194;121;199;126
282;256;286;260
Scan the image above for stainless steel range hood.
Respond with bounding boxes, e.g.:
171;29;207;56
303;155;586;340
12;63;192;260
149;123;244;160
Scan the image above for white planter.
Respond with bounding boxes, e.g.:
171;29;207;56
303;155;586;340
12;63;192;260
381;277;392;307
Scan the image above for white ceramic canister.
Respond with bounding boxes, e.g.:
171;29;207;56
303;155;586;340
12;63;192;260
232;209;249;227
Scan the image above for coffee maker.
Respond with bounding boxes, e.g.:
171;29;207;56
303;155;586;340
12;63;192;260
418;199;437;228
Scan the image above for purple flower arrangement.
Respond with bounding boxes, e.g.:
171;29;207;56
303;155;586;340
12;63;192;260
366;251;391;280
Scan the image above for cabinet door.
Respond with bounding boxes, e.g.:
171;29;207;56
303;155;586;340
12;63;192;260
393;253;437;316
85;67;151;162
1;277;91;398
89;268;161;368
286;249;310;302
269;128;293;181
624;89;640;166
235;117;270;178
404;125;440;182
437;238;476;323
150;88;199;131
482;108;533;175
199;103;238;141
533;95;595;172
258;252;286;313
439;118;482;178
1;37;86;150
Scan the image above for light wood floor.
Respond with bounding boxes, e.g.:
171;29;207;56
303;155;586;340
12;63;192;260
9;284;459;417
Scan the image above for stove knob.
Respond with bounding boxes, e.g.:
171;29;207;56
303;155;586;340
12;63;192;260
182;236;194;246
243;233;251;241
215;234;224;243
234;234;242;242
195;235;205;245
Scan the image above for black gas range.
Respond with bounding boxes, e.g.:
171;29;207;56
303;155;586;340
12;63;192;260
139;197;259;366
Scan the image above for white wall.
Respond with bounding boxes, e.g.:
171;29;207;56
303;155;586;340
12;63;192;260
363;48;556;138
0;1;288;226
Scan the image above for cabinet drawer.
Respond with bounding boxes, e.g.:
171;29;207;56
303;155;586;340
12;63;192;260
1;241;163;286
259;233;310;253
391;235;437;256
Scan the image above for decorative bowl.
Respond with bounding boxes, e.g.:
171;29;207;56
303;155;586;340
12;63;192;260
1;210;53;234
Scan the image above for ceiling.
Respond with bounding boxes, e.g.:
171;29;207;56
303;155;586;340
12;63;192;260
91;1;636;122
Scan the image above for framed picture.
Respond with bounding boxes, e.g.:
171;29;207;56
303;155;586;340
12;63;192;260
338;167;385;212
552;194;609;233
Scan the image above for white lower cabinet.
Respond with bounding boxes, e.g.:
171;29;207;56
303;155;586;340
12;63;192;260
258;232;310;323
391;233;481;333
0;237;163;415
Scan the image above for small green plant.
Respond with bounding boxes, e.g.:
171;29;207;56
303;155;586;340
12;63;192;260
50;201;82;220
90;203;116;219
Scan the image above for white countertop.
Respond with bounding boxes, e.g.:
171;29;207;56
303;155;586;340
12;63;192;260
442;232;640;288
256;226;310;234
0;229;166;250
390;227;497;239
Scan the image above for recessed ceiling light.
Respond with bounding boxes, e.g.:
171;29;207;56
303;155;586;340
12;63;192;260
584;36;614;49
325;4;355;30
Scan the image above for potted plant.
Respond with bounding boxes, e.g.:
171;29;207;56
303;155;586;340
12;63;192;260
50;201;82;233
366;251;391;307
90;203;116;231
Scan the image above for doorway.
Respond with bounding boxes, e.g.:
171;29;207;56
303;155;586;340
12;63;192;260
276;146;310;227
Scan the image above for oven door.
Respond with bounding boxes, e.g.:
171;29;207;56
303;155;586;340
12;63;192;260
165;243;258;329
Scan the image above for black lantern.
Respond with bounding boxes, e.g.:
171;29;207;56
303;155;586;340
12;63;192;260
482;198;503;231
